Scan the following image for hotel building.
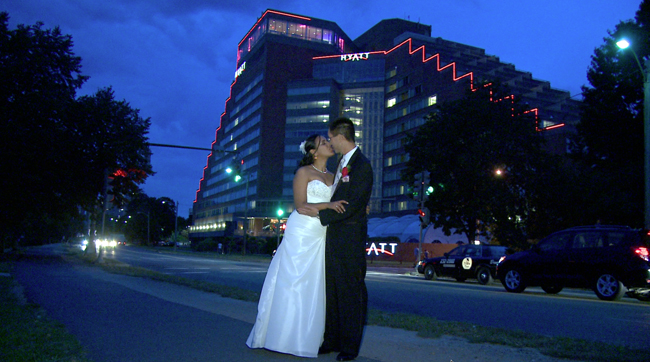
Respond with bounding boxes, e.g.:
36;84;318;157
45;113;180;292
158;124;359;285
189;9;579;241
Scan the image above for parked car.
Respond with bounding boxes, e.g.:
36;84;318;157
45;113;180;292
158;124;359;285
497;225;650;301
417;244;510;284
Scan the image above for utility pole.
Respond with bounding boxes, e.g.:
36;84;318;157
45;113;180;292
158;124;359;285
417;171;425;263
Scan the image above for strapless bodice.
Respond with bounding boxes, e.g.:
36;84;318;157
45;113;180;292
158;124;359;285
307;180;332;203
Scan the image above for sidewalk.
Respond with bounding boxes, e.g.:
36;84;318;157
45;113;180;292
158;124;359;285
11;248;584;362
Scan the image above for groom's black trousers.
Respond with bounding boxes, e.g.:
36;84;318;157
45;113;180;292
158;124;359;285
322;231;368;356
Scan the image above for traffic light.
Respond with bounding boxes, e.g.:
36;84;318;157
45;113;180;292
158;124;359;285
407;184;418;199
408;171;432;201
226;159;243;182
277;208;284;217
409;172;422;200
418;207;431;228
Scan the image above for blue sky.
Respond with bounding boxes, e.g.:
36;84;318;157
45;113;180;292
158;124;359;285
3;0;642;217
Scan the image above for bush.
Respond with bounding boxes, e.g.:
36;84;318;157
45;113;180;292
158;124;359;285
195;238;220;252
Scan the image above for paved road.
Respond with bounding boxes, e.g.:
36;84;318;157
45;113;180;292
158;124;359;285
104;245;650;350
9;244;583;362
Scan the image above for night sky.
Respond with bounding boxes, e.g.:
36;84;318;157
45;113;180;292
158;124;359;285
3;0;642;216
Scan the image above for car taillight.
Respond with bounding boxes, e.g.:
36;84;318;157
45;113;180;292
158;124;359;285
634;247;649;262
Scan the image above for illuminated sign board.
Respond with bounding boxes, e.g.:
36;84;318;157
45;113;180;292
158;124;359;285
341;52;370;62
366;242;398;256
235;62;246;79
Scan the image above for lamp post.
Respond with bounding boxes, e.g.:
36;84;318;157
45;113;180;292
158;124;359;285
227;159;250;254
617;39;650;229
127;211;150;245
243;173;250;254
276;208;284;249
163;200;179;249
174;200;178;247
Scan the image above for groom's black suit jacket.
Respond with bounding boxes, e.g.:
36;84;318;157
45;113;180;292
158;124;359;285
320;148;373;257
318;148;373;355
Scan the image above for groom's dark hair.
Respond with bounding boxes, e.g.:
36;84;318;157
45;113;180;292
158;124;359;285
329;117;355;142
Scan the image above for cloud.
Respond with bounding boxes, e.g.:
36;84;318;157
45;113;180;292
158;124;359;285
3;0;643;216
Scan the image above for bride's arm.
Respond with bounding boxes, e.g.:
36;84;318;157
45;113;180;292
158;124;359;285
294;168;346;214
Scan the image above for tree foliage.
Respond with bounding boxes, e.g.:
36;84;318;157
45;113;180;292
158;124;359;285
122;195;178;245
573;0;650;227
0;12;153;248
403;82;546;248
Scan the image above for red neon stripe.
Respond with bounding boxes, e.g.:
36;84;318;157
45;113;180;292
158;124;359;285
195;78;238;202
314;38;475;89
365;248;395;256
539;123;565;131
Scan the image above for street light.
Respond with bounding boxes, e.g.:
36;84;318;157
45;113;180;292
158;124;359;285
617;38;650;229
226;158;250;254
163;200;179;249
127;211;150;245
276;208;284;249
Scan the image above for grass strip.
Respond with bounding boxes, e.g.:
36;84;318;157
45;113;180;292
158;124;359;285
8;248;647;362
88;251;648;362
367;310;646;362
0;259;90;362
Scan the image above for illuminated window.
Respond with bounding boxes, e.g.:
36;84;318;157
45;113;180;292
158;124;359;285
387;98;396;107
386;68;397;78
286;100;330;110
387;83;397;92
428;95;437;106
323;29;333;44
306;26;322;41
288;22;305;38
269;20;287;35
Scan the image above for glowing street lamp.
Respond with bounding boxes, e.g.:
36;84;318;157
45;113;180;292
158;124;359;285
225;158;250;254
617;38;650;229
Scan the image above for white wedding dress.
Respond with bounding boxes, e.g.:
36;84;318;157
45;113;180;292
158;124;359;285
246;180;331;358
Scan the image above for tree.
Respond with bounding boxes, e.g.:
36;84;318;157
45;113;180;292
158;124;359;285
573;1;650;227
403;82;545;248
67;87;153;214
0;12;88;248
0;13;153;250
123;195;176;245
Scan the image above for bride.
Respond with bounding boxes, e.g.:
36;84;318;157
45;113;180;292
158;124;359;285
246;134;347;358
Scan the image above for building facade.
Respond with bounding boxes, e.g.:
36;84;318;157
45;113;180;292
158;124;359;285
189;9;579;241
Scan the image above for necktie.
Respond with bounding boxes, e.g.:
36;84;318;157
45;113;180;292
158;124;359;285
333;157;345;190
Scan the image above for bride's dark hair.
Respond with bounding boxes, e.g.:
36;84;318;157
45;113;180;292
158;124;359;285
297;134;320;168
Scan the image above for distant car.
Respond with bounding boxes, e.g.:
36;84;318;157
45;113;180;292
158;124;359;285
68;236;88;251
417;244;510;285
497;225;650;301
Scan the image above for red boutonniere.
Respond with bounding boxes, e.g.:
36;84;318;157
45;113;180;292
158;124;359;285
341;166;351;182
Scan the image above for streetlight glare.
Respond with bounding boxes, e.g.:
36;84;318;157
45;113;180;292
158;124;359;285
616;36;650;230
616;39;630;49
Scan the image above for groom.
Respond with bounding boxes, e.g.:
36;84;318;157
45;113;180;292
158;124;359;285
301;117;373;361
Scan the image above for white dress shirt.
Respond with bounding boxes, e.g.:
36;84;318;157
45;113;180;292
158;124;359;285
333;146;358;191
